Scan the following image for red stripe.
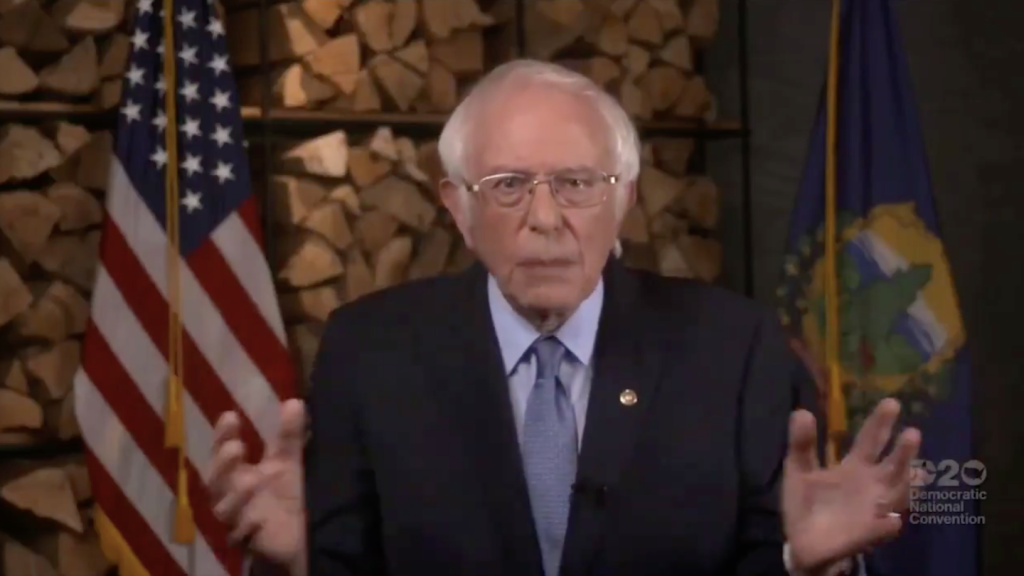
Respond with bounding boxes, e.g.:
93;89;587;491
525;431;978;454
191;229;296;401
85;448;190;576
99;218;266;462
82;325;244;575
237;195;263;248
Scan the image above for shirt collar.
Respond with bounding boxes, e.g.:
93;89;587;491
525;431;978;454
487;274;604;374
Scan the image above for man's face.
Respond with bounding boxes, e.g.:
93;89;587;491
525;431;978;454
441;83;633;316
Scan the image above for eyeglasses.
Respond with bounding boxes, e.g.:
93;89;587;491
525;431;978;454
464;169;618;209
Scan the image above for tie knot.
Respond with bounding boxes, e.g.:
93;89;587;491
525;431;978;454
532;337;566;383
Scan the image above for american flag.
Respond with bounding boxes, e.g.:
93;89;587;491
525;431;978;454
73;0;297;574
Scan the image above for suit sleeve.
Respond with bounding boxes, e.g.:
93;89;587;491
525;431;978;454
733;311;827;576
303;309;388;576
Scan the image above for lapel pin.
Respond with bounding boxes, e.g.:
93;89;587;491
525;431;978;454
619;389;637;406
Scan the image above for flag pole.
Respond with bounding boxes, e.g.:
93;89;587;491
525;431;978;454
823;0;848;466
162;0;195;544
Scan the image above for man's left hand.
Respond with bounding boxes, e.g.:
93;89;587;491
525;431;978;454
782;398;921;574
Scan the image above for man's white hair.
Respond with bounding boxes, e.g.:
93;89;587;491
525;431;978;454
437;59;641;217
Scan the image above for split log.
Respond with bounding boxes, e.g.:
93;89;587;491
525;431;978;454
233;0;503;112
0;467;83;532
0;46;39;96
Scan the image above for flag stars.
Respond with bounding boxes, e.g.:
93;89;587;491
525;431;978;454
153;110;167;132
177;8;198;30
138;0;154;14
151;147;168;169
207;54;229;77
181;190;203;214
179;80;200;104
130;29;149;51
180;116;202;140
212;161;234;184
181;154;203;177
155;75;166;94
179;44;198;67
207;17;225;39
120;100;141;123
125;64;145;88
209;89;231;112
211;124;233;147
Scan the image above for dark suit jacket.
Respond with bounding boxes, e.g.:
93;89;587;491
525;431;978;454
302;258;823;576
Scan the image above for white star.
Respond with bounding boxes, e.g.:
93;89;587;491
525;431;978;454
209;89;231;112
179;44;198;67
120;100;141;123
181;154;203;177
131;29;149;51
212;161;235;184
181;190;203;214
179;80;200;104
126;64;145;87
155;75;166;94
180;116;201;140
150;147;168;169
207;54;229;77
211;124;233;148
177;8;197;29
207;17;225;38
138;0;153;14
157;42;165;56
152;110;167;132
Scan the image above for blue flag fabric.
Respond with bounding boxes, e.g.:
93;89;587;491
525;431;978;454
777;1;980;576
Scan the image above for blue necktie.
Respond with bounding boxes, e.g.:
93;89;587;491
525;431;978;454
521;337;577;576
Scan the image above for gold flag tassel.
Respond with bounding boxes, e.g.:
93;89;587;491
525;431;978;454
162;0;195;544
823;0;848;466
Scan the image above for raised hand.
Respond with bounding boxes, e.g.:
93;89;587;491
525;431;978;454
782;398;921;573
208;399;307;571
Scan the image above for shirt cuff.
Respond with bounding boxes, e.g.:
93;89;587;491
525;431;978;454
782;543;862;576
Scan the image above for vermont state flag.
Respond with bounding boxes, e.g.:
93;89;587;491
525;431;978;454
776;1;980;575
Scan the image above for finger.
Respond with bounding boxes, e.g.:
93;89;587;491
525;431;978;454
212;411;241;450
212;465;261;525
848;398;901;464
228;504;262;544
268;399;306;461
786;409;820;474
881;427;922;486
207;438;247;498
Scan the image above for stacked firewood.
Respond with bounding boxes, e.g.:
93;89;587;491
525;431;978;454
525;0;719;121
0;122;109;575
0;0;138;109
226;0;516;112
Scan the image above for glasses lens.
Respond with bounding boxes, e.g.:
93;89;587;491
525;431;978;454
479;174;531;206
552;169;605;207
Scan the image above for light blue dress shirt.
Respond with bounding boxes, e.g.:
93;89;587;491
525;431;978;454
487;275;603;450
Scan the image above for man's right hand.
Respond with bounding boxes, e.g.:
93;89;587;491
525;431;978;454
209;399;307;574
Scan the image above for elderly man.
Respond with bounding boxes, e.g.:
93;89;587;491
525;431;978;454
208;60;919;576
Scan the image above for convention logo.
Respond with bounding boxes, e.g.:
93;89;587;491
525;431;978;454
906;458;987;525
777;202;966;435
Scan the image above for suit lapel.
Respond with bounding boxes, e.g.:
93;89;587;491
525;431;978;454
436;263;544;576
560;261;669;576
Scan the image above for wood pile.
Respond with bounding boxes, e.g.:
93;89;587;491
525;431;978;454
525;0;719;121
620;137;721;280
0;121;109;576
227;0;516;113
0;0;139;109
